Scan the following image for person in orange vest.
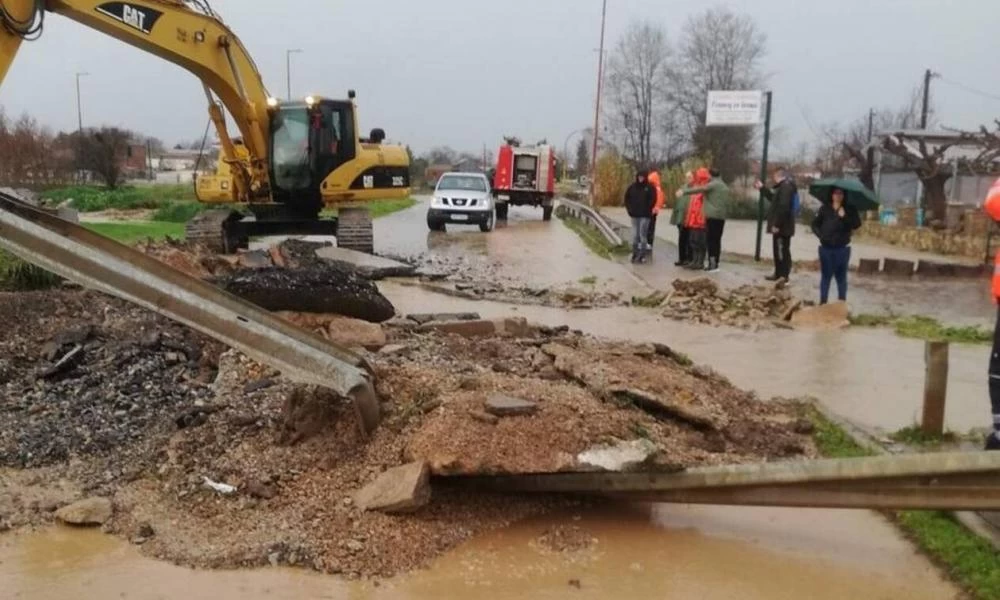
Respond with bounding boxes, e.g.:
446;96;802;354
983;176;1000;450
683;168;711;270
647;168;666;250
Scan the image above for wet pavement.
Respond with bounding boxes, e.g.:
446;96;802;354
1;505;957;599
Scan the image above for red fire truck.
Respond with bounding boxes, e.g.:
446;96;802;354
491;138;556;221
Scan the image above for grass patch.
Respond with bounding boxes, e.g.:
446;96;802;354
0;249;61;290
83;221;185;244
805;404;1000;600
151;202;206;223
895;511;1000;600
803;406;875;458
559;213;631;260
851;313;991;345
890;425;960;446
579;275;597;285
43;184;194;212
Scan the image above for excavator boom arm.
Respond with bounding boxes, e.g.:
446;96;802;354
0;0;272;197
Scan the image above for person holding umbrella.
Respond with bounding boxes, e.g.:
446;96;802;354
808;179;876;304
981;176;1000;450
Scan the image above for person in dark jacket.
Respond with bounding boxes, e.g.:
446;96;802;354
811;187;862;304
756;168;797;283
624;171;655;263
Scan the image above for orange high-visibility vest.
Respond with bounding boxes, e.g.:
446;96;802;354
984;177;1000;301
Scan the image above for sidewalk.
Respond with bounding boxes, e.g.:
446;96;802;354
603;207;981;268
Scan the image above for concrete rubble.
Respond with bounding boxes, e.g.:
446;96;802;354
54;497;113;526
353;461;431;514
576;439;658;472
650;278;800;329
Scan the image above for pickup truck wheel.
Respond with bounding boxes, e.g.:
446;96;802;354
427;216;445;232
542;205;554;221
479;212;495;232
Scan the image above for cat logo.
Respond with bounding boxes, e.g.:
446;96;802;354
363;175;374;189
95;2;163;35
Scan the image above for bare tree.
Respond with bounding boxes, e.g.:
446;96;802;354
672;7;766;181
881;123;1000;222
77;127;133;188
605;21;674;167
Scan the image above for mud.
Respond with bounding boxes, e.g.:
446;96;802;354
0;504;958;599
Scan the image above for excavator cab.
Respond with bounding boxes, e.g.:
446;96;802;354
268;97;356;217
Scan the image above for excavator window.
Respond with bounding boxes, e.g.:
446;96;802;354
270;108;311;191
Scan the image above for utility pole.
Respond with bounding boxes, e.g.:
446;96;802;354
753;92;773;262
867;108;875;142
921;68;936;129
587;0;608;206
286;49;303;100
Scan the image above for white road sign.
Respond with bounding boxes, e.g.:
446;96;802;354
705;91;763;126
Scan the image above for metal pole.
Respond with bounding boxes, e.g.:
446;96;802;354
286;49;302;100
920;68;933;130
753;91;773;262
587;0;608;206
75;72;88;179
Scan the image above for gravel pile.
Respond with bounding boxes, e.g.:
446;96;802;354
651;277;799;329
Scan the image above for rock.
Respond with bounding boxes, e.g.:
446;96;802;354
469;410;499;425
326;316;387;350
485;393;538;417
353;461;431;514
493;317;531;337
345;539;365;553
608;388;717;430
243;378;276;393
314;246;416;279
417;319;497;338
780;299;803;321
237;250;273;269
576;439;658;472
378;344;409;355
882;258;915;277
792;419;816;435
406;312;481;325
561;287;588;303
857;258;880;275
54;497;112;526
791;301;850;329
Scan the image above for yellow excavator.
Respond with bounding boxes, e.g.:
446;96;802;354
0;0;410;253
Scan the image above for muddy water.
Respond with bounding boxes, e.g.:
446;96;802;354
381;282;990;434
1;504;956;599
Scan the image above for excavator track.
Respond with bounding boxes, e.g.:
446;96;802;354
337;207;375;254
184;209;244;253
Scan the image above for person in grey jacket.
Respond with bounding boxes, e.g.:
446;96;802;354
756;169;797;283
678;169;730;272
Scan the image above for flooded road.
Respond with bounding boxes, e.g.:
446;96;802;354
1;505;957;599
382;281;990;434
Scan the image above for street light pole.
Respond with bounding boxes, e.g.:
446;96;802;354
286;49;303;100
75;71;88;135
587;0;608;205
75;72;89;179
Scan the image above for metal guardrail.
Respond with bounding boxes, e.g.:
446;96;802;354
555;198;624;247
0;192;381;433
458;451;1000;511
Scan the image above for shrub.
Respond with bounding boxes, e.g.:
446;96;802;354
592;151;634;207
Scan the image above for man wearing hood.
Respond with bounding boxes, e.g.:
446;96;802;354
624;170;655;263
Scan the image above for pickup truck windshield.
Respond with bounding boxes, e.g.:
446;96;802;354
438;175;487;192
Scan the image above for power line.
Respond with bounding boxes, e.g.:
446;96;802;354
937;76;1000;103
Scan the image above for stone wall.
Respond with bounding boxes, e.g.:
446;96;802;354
858;221;989;260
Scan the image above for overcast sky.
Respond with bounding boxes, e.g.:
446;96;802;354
1;0;998;159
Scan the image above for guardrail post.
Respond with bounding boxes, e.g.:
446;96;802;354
921;340;949;436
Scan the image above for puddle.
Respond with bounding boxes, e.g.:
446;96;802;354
1;504;956;599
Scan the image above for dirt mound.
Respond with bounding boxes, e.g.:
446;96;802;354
652;277;798;329
0;287;814;579
213;265;395;323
